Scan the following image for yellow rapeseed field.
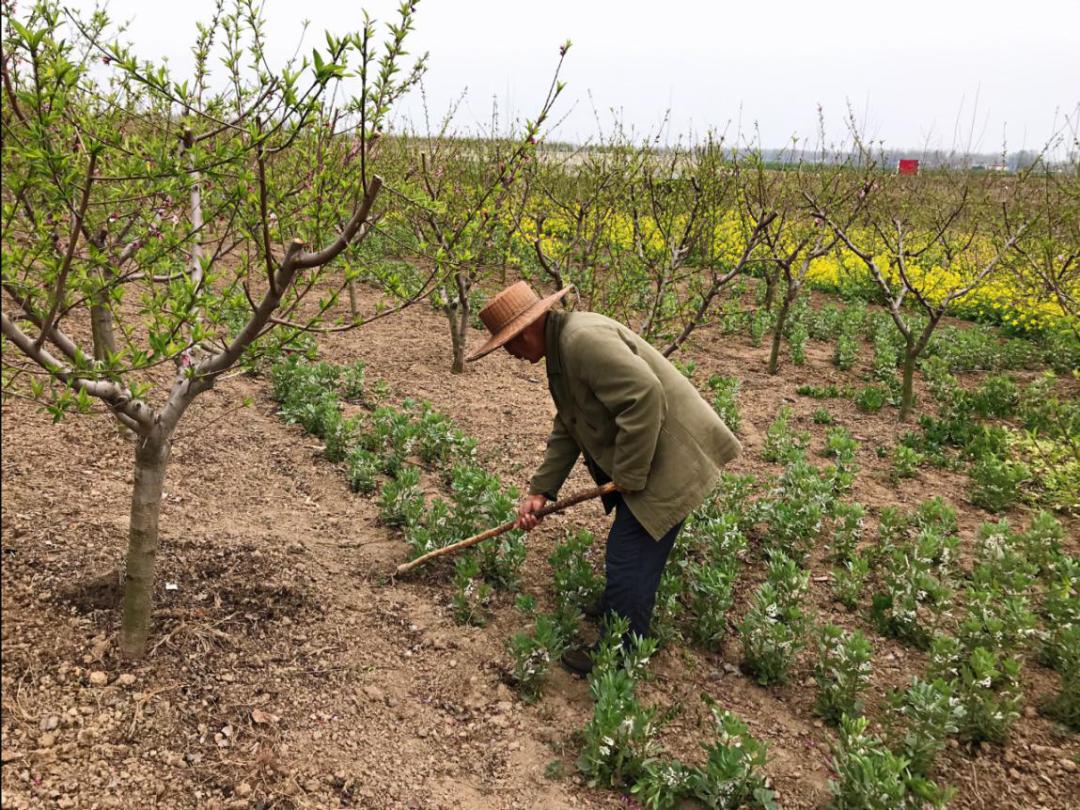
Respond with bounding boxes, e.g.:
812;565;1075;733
516;212;1074;334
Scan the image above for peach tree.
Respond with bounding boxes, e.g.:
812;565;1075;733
1;0;429;657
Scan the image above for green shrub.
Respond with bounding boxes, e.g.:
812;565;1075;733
927;324;1029;372
403;497;454;559
813;408;834;425
824;426;859;462
1008;429;1080;513
963;521;1038;652
477;531;527;592
509;613;569;703
808;303;845;340
630;762;693;810
672;359;697;379
888;678;961;777
797;383;841;399
291;396;340;439
579;625;663;788
413;405;476;467
1018;372;1079;437
814;625;873;725
870;319;902;382
706;374;741;433
828;715;953;810
929;636;1023;744
362;405;418;475
970;374;1019;418
739;554;810;685
829;501;865;562
446;465;526;589
871;528;957;649
920;355;960;405
911;497;958;538
853;385;889;413
962;423;1009;462
1020;511;1065;575
688;707;777;809
650;566;685;647
341;360;367;401
590;615;660;681
958;585;1037;661
1039;553;1079;671
346;446;380;494
890;445;923;480
377;466;424;527
834;554;869;610
754;459;835;563
323;413;360;463
968;454;1029;512
549;529;604;615
687;557;739;650
694;473;758;531
631;705;777;810
1039;624;1080;731
789;321;809;365
834;331;859;371
762;405;808;463
451;554;493;626
270;357;340;415
749;309;775;347
686;508;749;561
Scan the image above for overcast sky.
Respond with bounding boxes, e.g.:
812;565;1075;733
65;0;1080;153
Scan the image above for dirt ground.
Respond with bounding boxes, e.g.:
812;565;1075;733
2;294;1078;810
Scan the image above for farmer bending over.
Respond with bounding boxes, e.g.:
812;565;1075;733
467;281;741;675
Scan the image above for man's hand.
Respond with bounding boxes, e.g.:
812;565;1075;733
516;493;548;531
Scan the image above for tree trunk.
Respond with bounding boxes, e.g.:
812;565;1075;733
763;273;778;311
120;432;171;659
347;279;359;320
90;265;117;361
456;294;470;373
899;348;917;421
90;296;116;361
443;301;466;374
444;273;471;374
767;294;792;375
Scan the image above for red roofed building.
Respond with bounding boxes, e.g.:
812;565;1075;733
898;159;919;176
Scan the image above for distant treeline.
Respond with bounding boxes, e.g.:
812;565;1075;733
529;139;1065;172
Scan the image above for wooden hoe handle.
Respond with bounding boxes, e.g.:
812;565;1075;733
394;482;617;576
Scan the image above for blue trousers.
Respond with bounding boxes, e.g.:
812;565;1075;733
599;495;682;639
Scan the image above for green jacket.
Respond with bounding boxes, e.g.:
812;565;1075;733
529;310;741;540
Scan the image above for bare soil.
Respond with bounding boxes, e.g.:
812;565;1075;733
2;296;1078;809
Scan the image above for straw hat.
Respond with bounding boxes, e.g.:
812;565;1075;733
466;281;574;362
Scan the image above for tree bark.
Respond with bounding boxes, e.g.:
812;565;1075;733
899;348;917;421
444;272;471;374
90;291;116;361
119;432;171;659
767;293;793;375
763;273;778;311
444;301;466;374
347;279;359;319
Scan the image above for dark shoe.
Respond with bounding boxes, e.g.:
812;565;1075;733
560;647;594;677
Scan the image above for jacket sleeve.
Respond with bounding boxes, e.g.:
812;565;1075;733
529;414;581;499
573;327;666;491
